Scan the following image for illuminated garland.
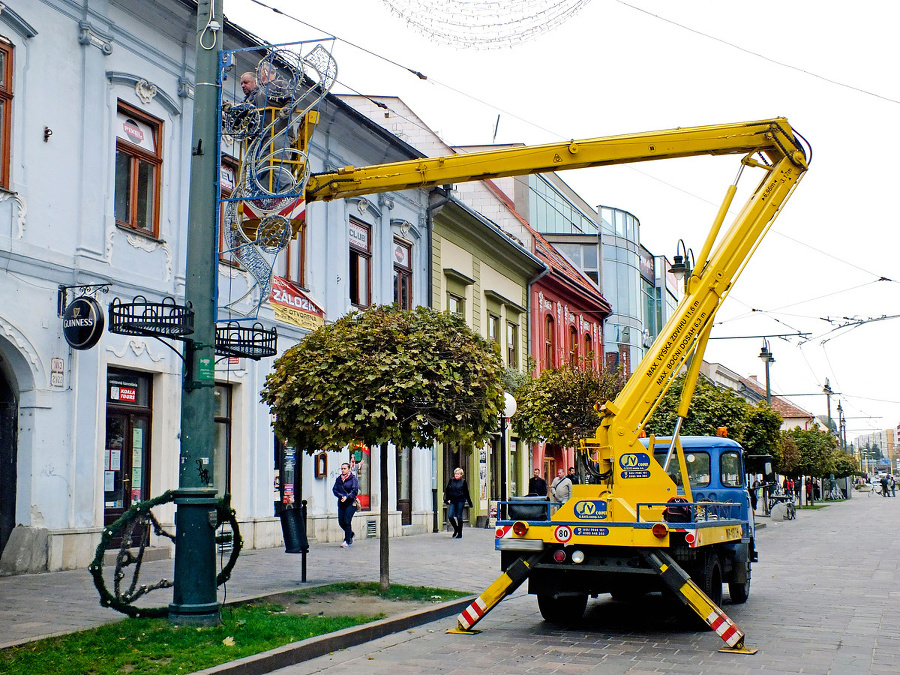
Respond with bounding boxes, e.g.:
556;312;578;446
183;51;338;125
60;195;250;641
380;0;592;48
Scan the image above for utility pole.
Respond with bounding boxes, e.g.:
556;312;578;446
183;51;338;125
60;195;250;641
169;0;223;626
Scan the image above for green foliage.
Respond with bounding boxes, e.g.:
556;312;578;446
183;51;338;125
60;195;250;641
501;356;536;395
783;426;842;477
775;434;801;475
512;364;626;445
644;374;750;442
261;305;504;453
741;403;784;457
831;452;859;478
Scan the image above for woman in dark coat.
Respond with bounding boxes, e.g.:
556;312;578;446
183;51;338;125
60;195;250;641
445;467;473;539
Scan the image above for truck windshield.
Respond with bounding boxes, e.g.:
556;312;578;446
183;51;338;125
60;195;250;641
653;450;711;488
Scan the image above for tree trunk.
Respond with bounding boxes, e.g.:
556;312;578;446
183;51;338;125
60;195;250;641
379;441;390;591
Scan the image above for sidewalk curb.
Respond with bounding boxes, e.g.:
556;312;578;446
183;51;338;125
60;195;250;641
191;595;475;675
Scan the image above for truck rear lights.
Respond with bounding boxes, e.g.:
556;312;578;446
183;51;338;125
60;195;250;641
552;549;567;563
652;523;668;538
512;521;529;536
570;550;585;564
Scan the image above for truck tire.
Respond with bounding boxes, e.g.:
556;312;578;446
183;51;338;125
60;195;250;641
698;551;723;607
537;593;588;624
728;563;751;604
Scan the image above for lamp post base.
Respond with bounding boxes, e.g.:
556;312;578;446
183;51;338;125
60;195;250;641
168;488;220;626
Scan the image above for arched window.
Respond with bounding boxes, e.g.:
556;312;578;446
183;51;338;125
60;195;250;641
544;314;555;369
569;326;578;363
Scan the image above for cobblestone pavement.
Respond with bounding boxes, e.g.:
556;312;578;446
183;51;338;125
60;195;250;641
272;492;900;675
2;492;899;674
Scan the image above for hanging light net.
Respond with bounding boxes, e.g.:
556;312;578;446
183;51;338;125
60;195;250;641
380;0;592;49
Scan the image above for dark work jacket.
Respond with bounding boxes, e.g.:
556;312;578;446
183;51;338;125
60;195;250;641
445;478;473;506
333;473;359;501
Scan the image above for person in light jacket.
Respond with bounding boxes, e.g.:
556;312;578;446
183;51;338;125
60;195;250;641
550;468;572;503
445;468;473;539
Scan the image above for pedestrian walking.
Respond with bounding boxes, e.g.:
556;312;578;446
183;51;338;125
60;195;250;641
527;468;548;497
880;474;889;498
445;467;473;539
891;475;896;497
550;468;572;504
750;478;760;512
332;462;359;547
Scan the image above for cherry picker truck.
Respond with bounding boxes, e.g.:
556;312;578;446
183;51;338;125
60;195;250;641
245;110;810;652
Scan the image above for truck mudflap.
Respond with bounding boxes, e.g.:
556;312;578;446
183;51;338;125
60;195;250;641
447;553;541;634
643;550;756;654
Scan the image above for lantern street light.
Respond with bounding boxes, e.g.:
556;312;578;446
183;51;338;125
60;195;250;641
823;378;834;434
669;239;695;290
758;339;775;405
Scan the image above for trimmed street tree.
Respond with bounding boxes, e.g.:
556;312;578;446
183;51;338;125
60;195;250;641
261;305;504;589
644;374;750;442
512;364;626;447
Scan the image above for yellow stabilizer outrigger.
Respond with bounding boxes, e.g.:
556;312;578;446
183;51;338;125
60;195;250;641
447;554;539;634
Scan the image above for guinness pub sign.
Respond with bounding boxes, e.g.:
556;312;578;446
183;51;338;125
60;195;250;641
62;296;105;350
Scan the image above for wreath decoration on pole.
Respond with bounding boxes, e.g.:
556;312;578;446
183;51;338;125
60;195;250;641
88;491;243;618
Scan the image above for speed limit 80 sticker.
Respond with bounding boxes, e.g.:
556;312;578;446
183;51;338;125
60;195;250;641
554;525;572;543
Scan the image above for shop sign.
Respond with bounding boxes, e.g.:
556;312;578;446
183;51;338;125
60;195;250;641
62;296;104;350
269;276;325;330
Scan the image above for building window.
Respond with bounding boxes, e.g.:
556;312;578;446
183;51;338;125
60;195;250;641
448;293;464;316
488;314;500;348
349;218;371;307
114;101;162;236
569;326;578;363
393;238;412;309
214;384;232;497
544;315;555;369
584;333;593;360
0;39;12;189
507;321;518;368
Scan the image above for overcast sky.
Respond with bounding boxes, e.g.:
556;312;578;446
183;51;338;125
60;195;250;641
224;0;900;445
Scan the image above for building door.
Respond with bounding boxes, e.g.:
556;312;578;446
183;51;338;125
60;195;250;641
396;447;411;525
543;456;556;487
104;369;152;549
0;370;16;555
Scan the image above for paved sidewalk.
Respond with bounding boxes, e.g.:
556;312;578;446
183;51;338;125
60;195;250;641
0;525;500;649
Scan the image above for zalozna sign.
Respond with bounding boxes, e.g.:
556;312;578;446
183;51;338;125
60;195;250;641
269;276;325;330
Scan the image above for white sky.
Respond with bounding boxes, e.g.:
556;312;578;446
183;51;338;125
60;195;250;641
224;0;900;444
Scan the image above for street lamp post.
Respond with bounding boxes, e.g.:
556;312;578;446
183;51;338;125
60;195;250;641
823;379;834;433
758;339;774;405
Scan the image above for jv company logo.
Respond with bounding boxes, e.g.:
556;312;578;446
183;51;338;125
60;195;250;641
574;500;608;520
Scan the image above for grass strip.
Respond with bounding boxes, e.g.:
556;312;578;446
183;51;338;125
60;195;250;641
0;582;465;675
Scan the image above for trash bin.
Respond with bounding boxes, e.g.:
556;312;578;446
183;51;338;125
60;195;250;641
279;503;308;554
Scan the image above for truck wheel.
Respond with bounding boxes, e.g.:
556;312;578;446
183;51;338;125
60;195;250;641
698;552;723;607
728;563;751;604
537;593;588;624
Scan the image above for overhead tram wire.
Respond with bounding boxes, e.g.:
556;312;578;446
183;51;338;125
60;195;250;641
238;0;898;296
617;0;900;106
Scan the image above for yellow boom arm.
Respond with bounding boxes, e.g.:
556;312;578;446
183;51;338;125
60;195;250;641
303;118;808;502
305;118;806;202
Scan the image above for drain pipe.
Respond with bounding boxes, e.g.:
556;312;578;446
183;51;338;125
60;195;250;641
427;186;453;533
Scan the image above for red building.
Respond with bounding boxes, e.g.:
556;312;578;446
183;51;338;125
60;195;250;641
528;230;612;482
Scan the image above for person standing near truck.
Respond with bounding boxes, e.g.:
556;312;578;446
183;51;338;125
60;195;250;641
528;468;548;497
550;468;572;504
